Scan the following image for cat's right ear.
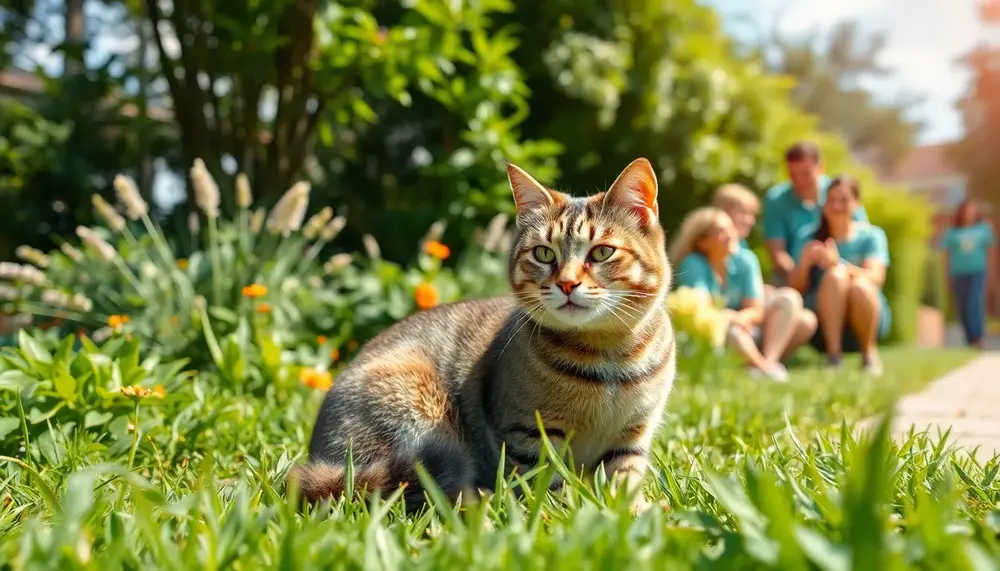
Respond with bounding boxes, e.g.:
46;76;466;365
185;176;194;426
506;162;557;216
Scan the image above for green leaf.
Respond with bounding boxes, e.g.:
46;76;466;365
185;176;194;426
84;410;113;429
0;370;36;391
53;371;77;401
18;330;52;365
0;417;19;440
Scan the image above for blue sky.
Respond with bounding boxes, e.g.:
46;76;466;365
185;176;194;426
706;0;998;144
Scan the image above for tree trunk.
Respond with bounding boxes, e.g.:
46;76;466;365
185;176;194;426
64;0;86;77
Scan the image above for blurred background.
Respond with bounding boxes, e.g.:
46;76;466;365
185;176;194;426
1;0;998;348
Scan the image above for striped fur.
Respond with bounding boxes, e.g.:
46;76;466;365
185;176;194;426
289;158;676;513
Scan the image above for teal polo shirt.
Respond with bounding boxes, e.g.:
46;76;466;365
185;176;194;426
792;222;890;268
762;175;869;259
941;222;995;276
674;250;764;310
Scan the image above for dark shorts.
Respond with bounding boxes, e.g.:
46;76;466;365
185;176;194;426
803;290;892;353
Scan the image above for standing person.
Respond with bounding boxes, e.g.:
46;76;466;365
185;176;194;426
789;176;891;376
941;199;996;349
712;183;817;363
671;207;815;381
762;141;868;285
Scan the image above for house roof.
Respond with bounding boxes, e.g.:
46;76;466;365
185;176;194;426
884;143;962;182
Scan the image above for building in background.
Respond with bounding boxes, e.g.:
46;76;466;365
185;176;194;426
883;142;999;317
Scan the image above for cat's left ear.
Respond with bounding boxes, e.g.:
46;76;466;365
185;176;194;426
604;157;659;225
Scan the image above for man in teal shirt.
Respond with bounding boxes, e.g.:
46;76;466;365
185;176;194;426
762;141;868;284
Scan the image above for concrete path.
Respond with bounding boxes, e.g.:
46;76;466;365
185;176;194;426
866;351;1000;462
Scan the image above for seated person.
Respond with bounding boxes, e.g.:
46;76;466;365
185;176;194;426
671;207;816;381
788;175;890;376
712;183;818;363
763;141;868;286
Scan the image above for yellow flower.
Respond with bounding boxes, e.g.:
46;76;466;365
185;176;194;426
177;258;189;270
242;283;268;298
423;241;451;260
108;315;130;331
299;368;333;390
414;283;438;310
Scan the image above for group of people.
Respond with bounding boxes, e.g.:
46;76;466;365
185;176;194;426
670;142;894;381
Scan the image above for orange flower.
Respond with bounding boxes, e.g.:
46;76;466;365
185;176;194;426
242;283;268;298
256;303;272;314
317;335;328;345
177;258;189;270
108;315;130;330
330;348;340;362
169;315;180;325
423;240;451;260
414;283;438;310
120;385;165;399
299;368;333;390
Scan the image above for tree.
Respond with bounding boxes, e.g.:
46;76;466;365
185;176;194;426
767;21;922;171
501;0;805;232
949;44;1000;207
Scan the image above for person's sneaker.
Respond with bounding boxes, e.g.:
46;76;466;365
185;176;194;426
825;354;843;369
861;354;883;377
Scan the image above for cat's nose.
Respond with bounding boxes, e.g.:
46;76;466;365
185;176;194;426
556;280;581;295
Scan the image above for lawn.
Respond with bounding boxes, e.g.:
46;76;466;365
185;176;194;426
1;336;993;570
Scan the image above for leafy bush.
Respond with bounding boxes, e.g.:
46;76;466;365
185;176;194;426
922;250;949;312
3;165;518;385
0;330;190;465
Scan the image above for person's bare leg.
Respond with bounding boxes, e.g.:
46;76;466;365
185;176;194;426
726;324;787;381
817;266;850;361
761;287;801;362
781;309;818;361
846;276;882;375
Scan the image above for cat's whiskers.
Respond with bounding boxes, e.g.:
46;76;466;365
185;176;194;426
498;301;545;358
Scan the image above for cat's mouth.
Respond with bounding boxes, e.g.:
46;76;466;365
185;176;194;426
557;301;587;312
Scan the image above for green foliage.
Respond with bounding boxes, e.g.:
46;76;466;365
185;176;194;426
922;251;950;313
0;330;190;462
507;0;810;233
4;166;521;382
0;332;986;566
0;98;71;258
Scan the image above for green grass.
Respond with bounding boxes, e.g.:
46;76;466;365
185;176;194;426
2;345;996;570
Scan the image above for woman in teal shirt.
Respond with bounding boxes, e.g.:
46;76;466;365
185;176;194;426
789;175;891;376
671;207;816;381
941;200;996;348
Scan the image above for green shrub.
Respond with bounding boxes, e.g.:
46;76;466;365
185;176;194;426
863;189;933;344
922;250;949;313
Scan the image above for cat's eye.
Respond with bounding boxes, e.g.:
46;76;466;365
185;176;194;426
589;246;616;262
533;246;556;264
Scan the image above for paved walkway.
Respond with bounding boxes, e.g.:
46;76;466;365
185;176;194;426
865;351;1000;462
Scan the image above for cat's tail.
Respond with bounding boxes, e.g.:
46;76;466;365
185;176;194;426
287;434;476;513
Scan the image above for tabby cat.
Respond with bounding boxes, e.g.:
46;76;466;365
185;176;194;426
289;158;676;512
